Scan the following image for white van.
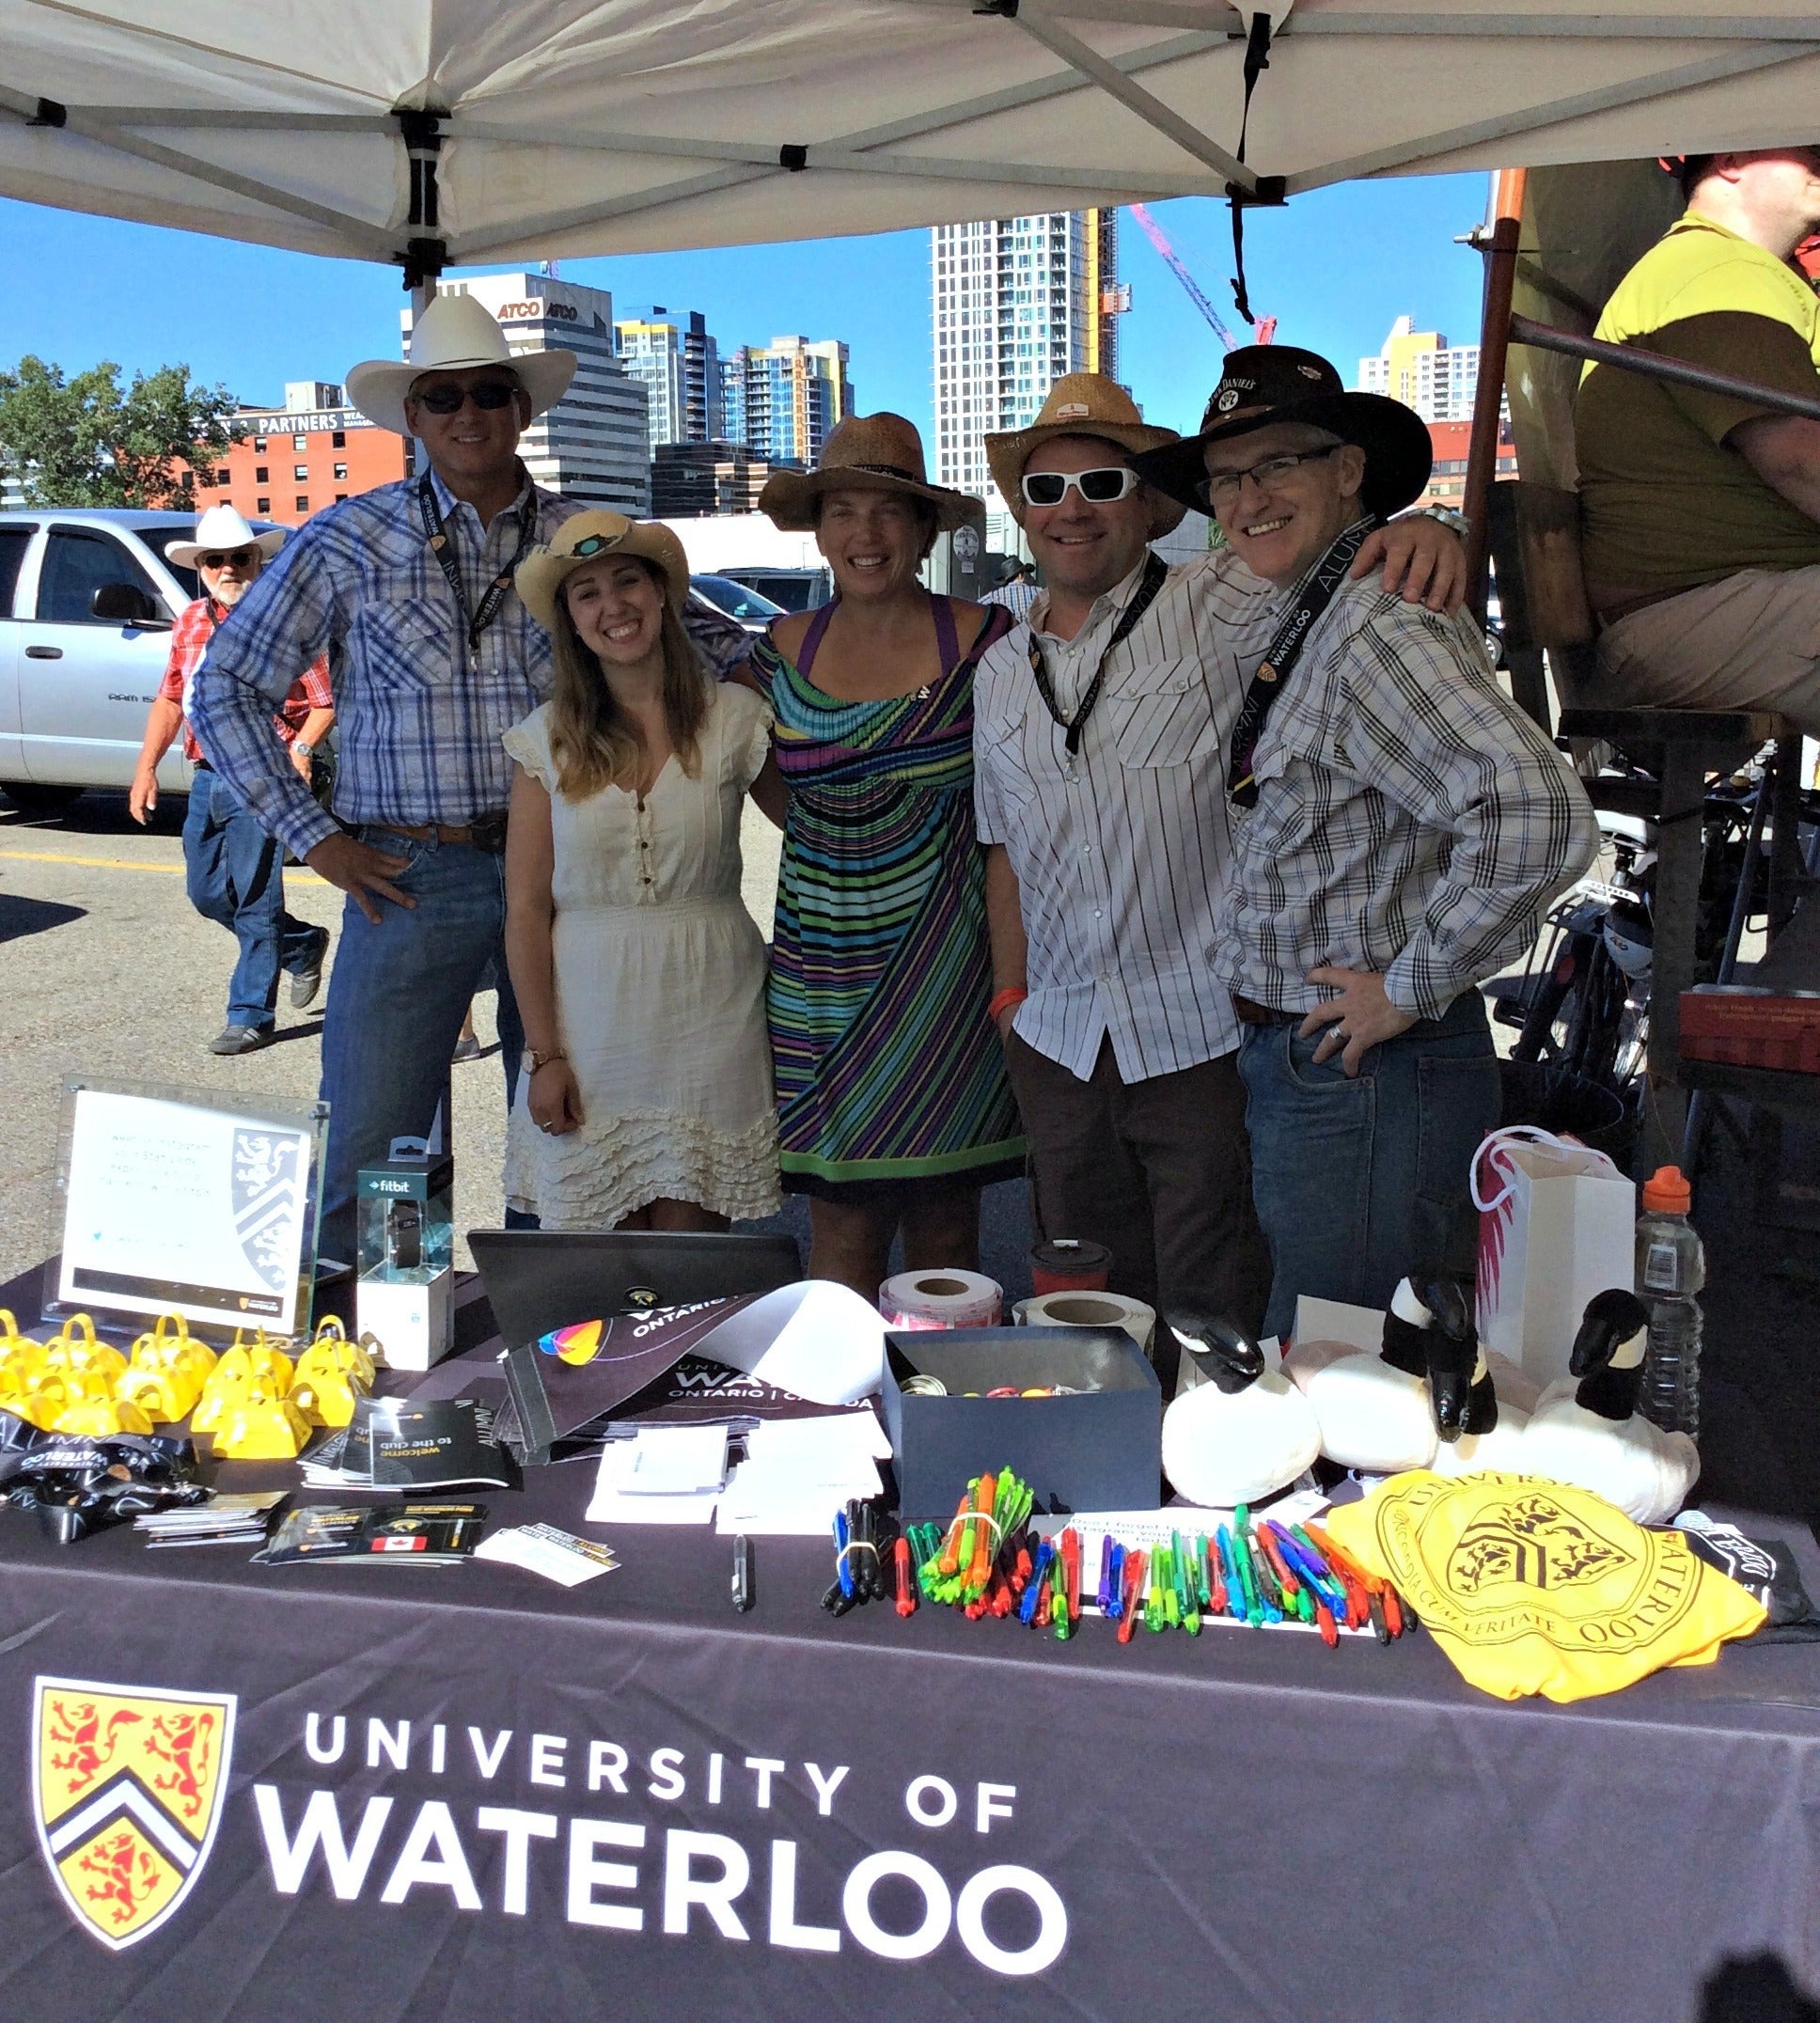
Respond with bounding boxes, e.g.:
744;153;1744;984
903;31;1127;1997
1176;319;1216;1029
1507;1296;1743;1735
0;508;277;817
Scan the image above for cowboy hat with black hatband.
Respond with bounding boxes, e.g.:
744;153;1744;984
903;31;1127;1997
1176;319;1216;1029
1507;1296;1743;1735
758;412;977;532
166;504;287;571
516;510;692;631
345;292;578;437
985;373;1186;540
1133;347;1432;523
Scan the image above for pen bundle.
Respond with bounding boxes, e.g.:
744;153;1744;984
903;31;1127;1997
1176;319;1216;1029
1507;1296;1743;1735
904;1469;1093;1639
822;1497;898;1618
1090;1508;1411;1647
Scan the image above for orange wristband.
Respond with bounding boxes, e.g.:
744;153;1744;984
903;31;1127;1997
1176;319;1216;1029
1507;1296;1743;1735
988;987;1028;1025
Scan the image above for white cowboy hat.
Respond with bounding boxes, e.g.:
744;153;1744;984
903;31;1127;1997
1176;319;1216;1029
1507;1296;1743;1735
344;292;578;436
165;504;288;570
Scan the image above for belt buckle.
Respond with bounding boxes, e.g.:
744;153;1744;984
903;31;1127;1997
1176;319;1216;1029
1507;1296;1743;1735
467;813;509;855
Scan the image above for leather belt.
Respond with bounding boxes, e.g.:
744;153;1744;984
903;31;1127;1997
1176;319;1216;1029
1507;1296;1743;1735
379;815;509;855
1232;993;1299;1028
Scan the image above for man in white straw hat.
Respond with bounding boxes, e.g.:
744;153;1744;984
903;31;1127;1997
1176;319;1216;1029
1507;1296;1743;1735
972;370;1468;1359
189;291;740;1261
129;505;333;1055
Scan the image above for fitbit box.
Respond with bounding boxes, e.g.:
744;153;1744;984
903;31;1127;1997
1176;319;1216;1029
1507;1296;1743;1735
356;1155;455;1371
882;1325;1162;1521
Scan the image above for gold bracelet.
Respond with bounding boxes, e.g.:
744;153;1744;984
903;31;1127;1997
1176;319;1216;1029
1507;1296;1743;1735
527;1047;567;1072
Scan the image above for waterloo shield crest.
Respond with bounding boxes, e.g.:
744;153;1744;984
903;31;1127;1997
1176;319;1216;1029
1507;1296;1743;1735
33;1676;236;1950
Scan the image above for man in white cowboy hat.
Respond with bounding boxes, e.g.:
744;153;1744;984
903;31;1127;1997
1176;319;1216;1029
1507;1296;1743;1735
1133;348;1595;1339
972;370;1468;1357
129;504;334;1055
189;292;745;1261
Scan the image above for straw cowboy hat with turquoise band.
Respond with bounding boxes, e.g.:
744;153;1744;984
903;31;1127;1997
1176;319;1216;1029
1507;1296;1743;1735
515;511;693;631
345;292;578;437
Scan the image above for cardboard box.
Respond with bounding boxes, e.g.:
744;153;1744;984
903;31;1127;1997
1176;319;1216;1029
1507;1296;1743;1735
881;1326;1161;1520
1679;986;1820;1074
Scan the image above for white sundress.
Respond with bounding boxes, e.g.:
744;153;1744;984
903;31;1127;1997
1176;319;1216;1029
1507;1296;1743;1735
501;684;782;1229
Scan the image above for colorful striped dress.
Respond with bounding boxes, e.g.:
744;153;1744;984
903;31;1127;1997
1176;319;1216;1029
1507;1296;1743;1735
749;594;1026;1197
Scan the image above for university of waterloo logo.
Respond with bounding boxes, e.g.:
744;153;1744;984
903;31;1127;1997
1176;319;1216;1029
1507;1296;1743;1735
33;1677;236;1950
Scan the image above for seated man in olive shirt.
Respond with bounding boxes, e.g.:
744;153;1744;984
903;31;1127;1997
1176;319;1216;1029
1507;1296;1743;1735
1575;147;1820;736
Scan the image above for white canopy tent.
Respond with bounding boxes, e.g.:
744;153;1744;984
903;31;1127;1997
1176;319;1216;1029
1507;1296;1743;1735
2;4;1818;281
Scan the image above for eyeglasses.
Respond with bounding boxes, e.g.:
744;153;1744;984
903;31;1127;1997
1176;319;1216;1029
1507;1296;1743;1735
198;547;259;570
1020;466;1141;508
410;380;521;415
1197;446;1341;511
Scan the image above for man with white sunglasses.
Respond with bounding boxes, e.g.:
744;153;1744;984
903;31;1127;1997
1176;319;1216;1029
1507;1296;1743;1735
973;373;1467;1353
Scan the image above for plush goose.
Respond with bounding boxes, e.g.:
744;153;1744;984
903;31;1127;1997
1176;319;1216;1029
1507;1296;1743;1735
1285;1278;1449;1473
1519;1289;1700;1524
1159;1310;1323;1507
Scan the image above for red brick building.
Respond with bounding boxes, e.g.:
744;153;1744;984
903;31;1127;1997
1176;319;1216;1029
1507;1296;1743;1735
189;381;406;526
1420;417;1516;511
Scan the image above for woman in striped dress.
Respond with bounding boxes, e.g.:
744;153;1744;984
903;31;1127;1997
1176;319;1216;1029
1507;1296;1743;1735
746;414;1025;1297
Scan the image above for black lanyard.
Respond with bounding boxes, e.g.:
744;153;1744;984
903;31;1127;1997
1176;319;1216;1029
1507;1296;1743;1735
1227;517;1376;808
417;476;535;653
1027;551;1169;758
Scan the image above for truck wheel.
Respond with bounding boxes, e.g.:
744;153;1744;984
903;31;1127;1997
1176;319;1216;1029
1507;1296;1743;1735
1;783;83;818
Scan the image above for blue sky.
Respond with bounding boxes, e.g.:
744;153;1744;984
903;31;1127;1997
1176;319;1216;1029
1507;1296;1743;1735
0;174;1489;442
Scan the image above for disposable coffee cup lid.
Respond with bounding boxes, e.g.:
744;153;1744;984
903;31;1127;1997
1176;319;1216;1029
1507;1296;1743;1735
1028;1239;1113;1274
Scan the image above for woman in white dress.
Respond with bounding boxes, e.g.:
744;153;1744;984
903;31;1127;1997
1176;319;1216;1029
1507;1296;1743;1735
503;512;783;1231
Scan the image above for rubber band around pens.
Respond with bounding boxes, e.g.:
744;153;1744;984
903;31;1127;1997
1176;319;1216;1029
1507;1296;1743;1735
836;1539;881;1570
940;1510;1006;1557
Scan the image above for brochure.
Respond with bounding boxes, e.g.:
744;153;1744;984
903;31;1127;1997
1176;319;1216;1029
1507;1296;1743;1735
256;1502;488;1565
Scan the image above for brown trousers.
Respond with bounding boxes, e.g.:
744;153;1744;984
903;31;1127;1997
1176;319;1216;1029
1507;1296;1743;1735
1003;1031;1272;1342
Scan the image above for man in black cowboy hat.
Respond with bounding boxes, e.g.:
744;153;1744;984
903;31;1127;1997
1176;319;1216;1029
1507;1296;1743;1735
972;370;1467;1346
1135;350;1598;1338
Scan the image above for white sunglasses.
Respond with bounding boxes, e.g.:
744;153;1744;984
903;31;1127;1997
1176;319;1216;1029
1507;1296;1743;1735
1020;466;1142;508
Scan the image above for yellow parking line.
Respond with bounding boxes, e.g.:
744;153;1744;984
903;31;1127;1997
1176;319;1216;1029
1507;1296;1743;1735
0;846;324;885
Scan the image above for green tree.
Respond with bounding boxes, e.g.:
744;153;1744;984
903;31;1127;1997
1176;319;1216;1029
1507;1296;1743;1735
0;355;236;509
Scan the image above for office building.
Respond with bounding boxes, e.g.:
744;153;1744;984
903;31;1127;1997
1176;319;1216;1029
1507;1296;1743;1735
1420;417;1517;511
196;381;405;527
931;210;1124;508
722;337;854;467
1358;316;1488;425
650;441;783;518
616;307;723;458
407;273;651;512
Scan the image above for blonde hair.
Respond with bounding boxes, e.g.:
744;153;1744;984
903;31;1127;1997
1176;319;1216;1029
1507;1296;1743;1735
545;563;709;799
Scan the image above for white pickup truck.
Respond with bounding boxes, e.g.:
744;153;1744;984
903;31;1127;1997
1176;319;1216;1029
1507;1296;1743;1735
0;508;281;818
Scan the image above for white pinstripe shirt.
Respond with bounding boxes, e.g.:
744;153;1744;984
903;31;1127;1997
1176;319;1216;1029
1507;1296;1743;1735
973;550;1273;1082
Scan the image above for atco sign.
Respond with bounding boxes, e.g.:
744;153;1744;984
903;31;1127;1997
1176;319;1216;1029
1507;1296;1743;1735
496;300;578;322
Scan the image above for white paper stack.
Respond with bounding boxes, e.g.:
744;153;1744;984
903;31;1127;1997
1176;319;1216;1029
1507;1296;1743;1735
585;1425;730;1526
714;1410;891;1536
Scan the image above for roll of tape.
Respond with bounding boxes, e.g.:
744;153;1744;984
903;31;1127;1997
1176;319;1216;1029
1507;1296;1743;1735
879;1270;1003;1330
1012;1290;1156;1356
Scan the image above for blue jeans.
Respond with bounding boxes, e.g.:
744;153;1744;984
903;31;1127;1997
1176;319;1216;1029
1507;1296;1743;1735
316;824;524;1264
1238;992;1500;1341
182;768;322;1029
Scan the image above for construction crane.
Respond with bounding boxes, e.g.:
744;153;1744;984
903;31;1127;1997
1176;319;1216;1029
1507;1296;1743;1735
1127;203;1274;349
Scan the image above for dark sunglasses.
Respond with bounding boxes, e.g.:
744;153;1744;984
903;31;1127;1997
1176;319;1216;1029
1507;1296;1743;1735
411;380;521;415
1020;466;1141;508
198;547;259;570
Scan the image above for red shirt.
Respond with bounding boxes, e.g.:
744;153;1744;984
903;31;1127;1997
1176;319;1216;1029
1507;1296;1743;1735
159;597;332;764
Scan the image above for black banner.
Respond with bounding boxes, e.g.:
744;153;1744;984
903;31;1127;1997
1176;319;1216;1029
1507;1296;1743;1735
0;1478;1816;2020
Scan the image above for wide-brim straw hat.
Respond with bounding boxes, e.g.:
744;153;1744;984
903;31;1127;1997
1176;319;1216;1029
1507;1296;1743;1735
758;412;978;531
345;292;578;436
165;503;287;570
515;510;692;632
985;373;1186;538
1133;345;1433;522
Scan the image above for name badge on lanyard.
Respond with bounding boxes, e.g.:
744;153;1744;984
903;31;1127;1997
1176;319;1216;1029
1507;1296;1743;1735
1227;516;1376;809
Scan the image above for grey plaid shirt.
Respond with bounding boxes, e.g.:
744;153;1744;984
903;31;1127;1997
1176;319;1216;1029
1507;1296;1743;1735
1213;576;1598;1019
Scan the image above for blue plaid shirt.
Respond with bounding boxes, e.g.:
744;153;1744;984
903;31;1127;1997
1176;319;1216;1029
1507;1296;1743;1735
189;470;752;861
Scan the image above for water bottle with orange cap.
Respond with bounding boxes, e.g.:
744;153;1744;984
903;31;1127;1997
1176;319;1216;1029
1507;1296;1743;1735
1635;1166;1705;1441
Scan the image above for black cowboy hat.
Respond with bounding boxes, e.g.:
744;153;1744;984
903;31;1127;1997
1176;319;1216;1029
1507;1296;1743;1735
1132;346;1433;521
